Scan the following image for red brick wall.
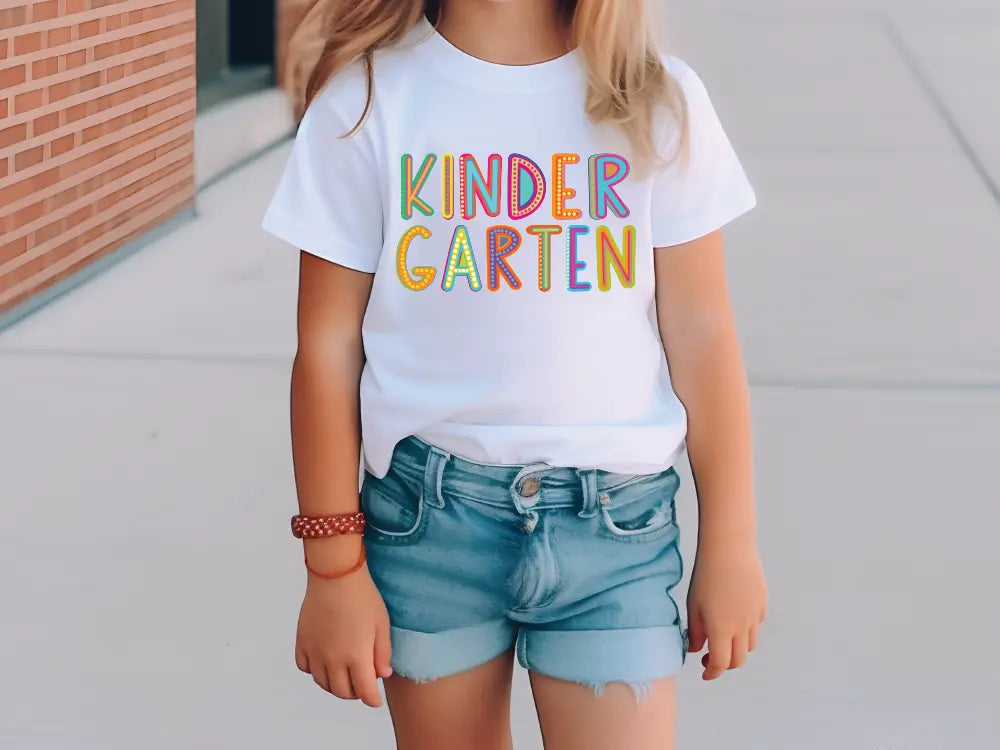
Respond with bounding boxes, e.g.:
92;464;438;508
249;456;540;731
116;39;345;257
0;0;196;313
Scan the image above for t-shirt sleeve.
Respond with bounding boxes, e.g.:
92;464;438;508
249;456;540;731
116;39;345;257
261;90;383;273
650;59;757;248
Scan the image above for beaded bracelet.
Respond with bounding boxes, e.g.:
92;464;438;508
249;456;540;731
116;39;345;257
291;511;366;538
293;512;367;580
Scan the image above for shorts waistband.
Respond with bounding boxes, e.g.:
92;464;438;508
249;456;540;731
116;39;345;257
387;435;668;518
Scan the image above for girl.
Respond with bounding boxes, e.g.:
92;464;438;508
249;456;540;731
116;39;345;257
263;1;767;748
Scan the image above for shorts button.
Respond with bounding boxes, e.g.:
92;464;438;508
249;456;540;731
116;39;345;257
519;476;540;497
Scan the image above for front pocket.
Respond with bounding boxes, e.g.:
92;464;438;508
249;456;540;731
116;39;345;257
360;471;428;545
598;468;680;543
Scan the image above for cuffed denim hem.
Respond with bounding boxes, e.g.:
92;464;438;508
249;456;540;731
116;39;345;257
388;620;517;683
516;625;685;700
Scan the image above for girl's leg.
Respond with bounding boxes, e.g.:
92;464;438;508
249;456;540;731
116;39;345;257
529;673;676;750
383;650;517;750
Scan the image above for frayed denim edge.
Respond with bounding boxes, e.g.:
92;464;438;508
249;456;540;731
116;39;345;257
588;679;655;703
387;642;517;685
393;669;657;704
393;663;661;703
389;666;434;685
516;628;677;703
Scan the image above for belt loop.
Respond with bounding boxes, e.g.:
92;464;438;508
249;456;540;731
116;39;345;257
577;469;599;518
423;446;449;508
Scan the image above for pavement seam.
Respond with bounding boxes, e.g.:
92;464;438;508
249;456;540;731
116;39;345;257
0;207;198;334
198;133;295;194
714;9;1000;22
1;348;999;391
0;348;290;366
750;376;1000;393
880;15;1000;209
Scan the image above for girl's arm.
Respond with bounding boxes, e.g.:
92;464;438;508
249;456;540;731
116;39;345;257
654;230;767;680
291;251;392;708
291;250;370;563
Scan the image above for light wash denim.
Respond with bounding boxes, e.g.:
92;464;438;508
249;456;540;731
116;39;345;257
362;435;687;696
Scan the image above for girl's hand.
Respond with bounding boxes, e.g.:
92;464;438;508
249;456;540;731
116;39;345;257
686;540;766;680
295;540;393;707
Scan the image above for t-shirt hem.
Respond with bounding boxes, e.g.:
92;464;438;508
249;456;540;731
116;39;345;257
261;209;380;273
651;189;757;249
363;439;686;480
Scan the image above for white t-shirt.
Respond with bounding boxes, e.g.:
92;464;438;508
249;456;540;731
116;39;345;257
262;17;756;479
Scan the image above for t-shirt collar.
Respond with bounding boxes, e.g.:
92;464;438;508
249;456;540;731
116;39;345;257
406;15;583;92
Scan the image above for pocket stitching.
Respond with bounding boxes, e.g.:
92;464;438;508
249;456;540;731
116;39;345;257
598;467;678;495
598;471;679;543
598;474;654;494
362;478;428;543
599;503;676;541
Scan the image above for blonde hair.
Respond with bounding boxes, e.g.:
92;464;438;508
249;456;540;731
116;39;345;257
290;0;687;167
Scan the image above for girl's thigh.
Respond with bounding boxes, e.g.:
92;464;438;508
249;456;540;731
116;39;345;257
383;649;516;750
529;672;676;750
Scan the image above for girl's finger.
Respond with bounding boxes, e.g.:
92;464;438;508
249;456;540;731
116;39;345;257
374;622;393;679
687;607;707;653
328;666;356;700
295;645;310;674
703;630;732;680
729;631;749;670
311;662;331;693
349;660;383;708
748;623;759;653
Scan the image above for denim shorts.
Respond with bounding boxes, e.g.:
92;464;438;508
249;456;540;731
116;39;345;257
361;436;687;694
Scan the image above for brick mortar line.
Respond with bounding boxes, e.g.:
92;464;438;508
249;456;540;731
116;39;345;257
1;0;181;42
0;163;193;280
3;9;194;67
0;82;194;189
5;140;192;245
0;182;195;304
1;95;193;193
6;30;194;99
1;53;194;130
0;112;191;216
0;74;193;159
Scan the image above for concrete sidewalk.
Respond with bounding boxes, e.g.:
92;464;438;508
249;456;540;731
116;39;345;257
3;2;999;748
